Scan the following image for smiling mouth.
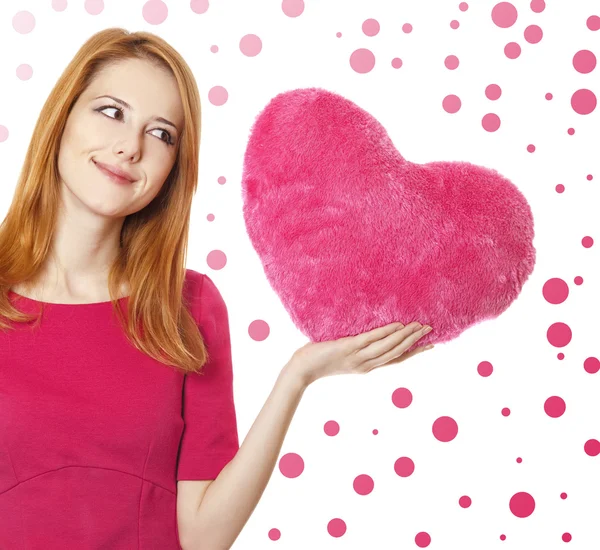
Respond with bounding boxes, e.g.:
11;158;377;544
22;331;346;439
93;160;134;185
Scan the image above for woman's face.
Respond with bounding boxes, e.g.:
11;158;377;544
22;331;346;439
57;57;185;218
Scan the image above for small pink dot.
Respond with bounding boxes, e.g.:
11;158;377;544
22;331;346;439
84;0;104;15
459;3;469;12
282;0;305;18
571;89;597;115
432;416;458;442
555;184;565;193
527;144;536;152
373;428;379;435
248;319;270;342
402;23;413;33
279;453;304;478
586;174;593;180
573;50;597;74
459;495;472;508
0;126;9;142
560;492;568;499
52;0;68;11
12;10;36;33
500;534;507;541
415;531;432;548
208;86;229;106
509;492;535;518
505;42;522;59
477;361;493;377
450;20;460;29
206;249;227;270
392;387;413;408
567;128;575;135
190;0;209;14
584;439;600;456
206;213;215;222
482;113;501;132
445;55;459;69
324;420;340;436
394;456;415;477
327;518;347;538
545;92;553;100
530;0;545;14
587;15;600;31
240;34;262;57
16;64;33;80
210;45;219;53
524;24;543;44
516;457;522;463
562;533;572;542
442;94;462;114
349;48;376;74
353;474;374;496
574;276;583;285
336;32;342;38
268;529;281;541
584;357;600;374
542;278;569;304
501;407;511;416
391;58;403;69
582;235;594;248
142;0;168;24
362;18;380;37
557;353;565;360
544;396;566;418
485;84;502;100
492;2;518;28
217;176;226;184
547;322;572;348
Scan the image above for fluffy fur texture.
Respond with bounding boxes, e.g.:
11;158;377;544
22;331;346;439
242;88;536;351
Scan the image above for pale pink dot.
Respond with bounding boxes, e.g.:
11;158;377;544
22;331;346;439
392;57;403;68
442;94;461;113
582;235;594;248
557;353;565;360
567;128;575;135
547;322;572;348
190;0;209;14
573;50;596;74
52;0;68;11
142;0;168;24
459;495;472;508
486;84;502;100
240;34;262;57
392;387;412;408
336;32;342;38
459;3;469;12
588;15;600;31
571;89;597;114
527;144;536;152
210;45;218;53
327;518;347;538
445;55;459;69
248;319;270;342
353;474;374;496
268;528;281;541
279;452;304;478
0;126;9;142
394;456;415;477
530;0;545;13
206;213;215;221
402;23;413;33
217;175;226;184
362;18;380;37
12;11;35;33
282;0;305;18
545;92;553;100
482;113;501;132
560;492;568;499
84;0;104;15
432;416;458;442
555;184;565;193
502;407;510;416
450;20;460;29
477;361;493;377
206;249;227;270
509;492;535;518
516;457;522;463
584;357;600;374
524;24;543;43
415;532;432;548
349;48;375;73
504;42;522;59
208;85;228;106
542;278;569;304
544;396;566;418
324;421;340;436
16;64;33;80
584;439;600;456
562;533;572;542
492;2;518;28
574;276;583;285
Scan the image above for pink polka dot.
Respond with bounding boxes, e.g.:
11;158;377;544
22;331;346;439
586;174;593;180
584;439;600;456
12;11;35;34
206;213;215;221
206;249;227;270
327;518;346;538
545;92;553;100
210;45;219;53
530;0;545;14
492;2;518;28
477;361;493;377
415;532;432;548
567;127;575;135
582;235;594;248
544;396;566;418
84;0;104;15
509;492;535;518
208;85;229;106
248;319;270;341
574;275;583;285
527;144;536;152
391;58;403;69
571;89;597;114
217;175;226;184
560;492;568;499
502;407;511;416
485;84;502;100
350;48;376;73
392;387;413;408
500;534;507;541
482;113;501;132
442;94;461;113
516;457;523;463
584;357;600;374
394;456;415;477
362;18;380;37
372;428;379;435
450;20;460;29
353;474;374;495
445;55;459;69
0;126;9;142
587;15;600;31
524;24;543;44
432;416;458;442
547;322;572;348
142;0;168;24
504;42;522;59
573;50;597;74
555;184;565;193
240;34;262;56
190;0;209;14
279;452;304;478
282;0;305;18
459;2;469;12
562;533;572;542
16;64;33;80
459;495;472;508
324;420;340;436
52;0;68;11
542;278;569;304
402;23;413;33
268;528;281;541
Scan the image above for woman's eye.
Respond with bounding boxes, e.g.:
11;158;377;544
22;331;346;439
98;105;174;146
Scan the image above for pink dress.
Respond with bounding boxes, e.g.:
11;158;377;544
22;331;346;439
0;269;240;549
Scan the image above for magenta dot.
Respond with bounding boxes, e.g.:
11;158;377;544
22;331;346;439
555;184;565;193
500;534;507;541
486;84;502;100
482;113;501;132
560;492;568;499
391;58;403;69
588;15;600;31
268;528;281;541
282;0;305;17
372;428;379;435
584;357;600;374
327;518;347;538
394;456;415;477
582;235;594;248
547;322;572;348
349;48;376;74
584;439;600;456
571;89;597;115
573;50;597;74
445;55;459;69
392;387;413;408
415;532;432;548
16;64;33;80
567;128;575;135
12;10;35;33
240;34;262;57
544;396;566;418
477;361;493;377
442;94;462;113
84;0;104;15
459;495;472;508
248;319;270;341
142;0;168;24
509;492;535;518
542;278;569;304
492;2;518;28
562;533;572;542
402;23;413;33
190;0;209;14
279;453;304;478
505;42;522;59
208;85;229;106
524;24;543;44
502;407;511;416
586;174;593;180
530;0;545;13
527;144;536;152
574;276;583;285
206;250;226;270
557;353;565;360
459;2;469;12
362;18;380;37
450;20;460;29
516;457;522;463
353;474;374;496
545;92;553;100
432;416;458;442
324;420;340;436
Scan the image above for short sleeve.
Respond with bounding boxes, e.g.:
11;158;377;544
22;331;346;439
176;272;240;480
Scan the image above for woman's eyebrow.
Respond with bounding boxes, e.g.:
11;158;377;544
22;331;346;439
94;94;179;133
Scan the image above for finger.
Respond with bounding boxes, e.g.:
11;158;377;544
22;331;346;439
366;325;431;367
370;343;433;371
354;321;420;355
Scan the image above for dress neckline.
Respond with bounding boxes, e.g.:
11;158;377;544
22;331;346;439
8;289;130;307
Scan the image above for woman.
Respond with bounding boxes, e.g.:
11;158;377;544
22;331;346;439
0;28;432;549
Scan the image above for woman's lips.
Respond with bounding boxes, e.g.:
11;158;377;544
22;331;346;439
93;160;134;185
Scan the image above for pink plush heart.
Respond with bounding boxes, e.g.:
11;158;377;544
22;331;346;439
241;88;536;351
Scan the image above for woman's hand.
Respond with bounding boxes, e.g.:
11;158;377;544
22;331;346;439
286;321;434;387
